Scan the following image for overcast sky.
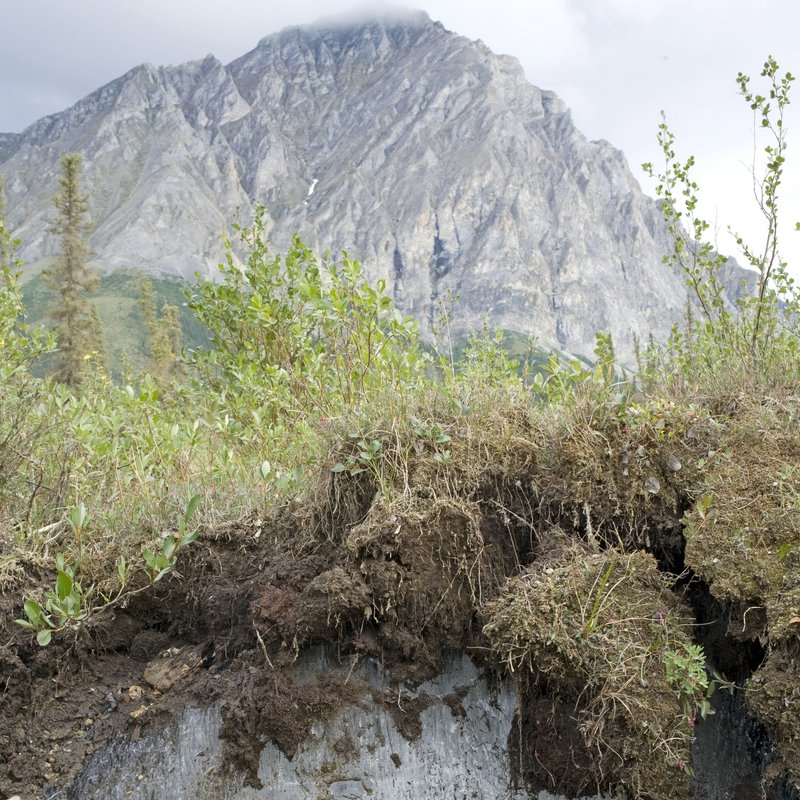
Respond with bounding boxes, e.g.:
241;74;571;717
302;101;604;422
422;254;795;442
2;0;800;269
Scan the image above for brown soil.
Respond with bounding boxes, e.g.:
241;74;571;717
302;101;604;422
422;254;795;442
219;662;363;787
376;689;432;741
0;523;275;797
509;691;597;798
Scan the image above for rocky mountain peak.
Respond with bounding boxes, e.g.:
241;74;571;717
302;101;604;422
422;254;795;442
0;11;730;361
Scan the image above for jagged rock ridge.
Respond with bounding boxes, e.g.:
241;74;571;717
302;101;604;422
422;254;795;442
2;10;705;358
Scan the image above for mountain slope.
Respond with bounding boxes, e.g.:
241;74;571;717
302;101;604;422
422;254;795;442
1;10;711;359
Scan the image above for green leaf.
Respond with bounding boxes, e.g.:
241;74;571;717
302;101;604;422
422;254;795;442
24;599;45;627
55;570;74;601
143;549;158;571
37;629;53;647
62;594;77;616
185;494;202;521
69;502;88;532
182;529;200;546
153;564;174;583
162;536;177;559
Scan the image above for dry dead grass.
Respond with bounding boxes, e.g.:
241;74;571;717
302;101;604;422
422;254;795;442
484;533;697;800
683;394;800;642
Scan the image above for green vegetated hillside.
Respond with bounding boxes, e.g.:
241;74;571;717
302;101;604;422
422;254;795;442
1;60;799;800
21;269;210;379
20;264;544;385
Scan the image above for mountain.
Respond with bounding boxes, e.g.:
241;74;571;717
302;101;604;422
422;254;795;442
0;10;730;359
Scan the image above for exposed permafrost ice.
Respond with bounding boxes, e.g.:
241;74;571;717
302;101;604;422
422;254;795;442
68;650;610;800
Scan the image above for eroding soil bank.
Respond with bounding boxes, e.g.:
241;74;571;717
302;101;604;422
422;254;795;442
2;394;800;799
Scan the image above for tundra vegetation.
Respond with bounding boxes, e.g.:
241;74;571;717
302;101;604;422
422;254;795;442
0;58;799;800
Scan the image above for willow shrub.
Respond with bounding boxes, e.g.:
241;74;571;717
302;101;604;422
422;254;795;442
187;207;428;432
643;57;800;391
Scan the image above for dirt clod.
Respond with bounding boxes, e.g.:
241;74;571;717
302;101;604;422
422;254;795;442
142;644;204;692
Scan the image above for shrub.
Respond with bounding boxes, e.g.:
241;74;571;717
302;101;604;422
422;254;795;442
643;57;799;389
187;208;427;429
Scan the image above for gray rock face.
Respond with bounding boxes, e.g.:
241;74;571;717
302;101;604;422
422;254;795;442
1;10;709;358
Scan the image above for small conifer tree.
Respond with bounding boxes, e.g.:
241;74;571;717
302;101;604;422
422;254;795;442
154;303;182;376
45;153;105;385
0;175;9;270
138;274;183;377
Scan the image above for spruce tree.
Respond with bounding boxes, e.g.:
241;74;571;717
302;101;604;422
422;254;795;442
45;153;104;385
138;275;183;377
154;303;182;377
0;175;9;270
88;304;109;374
138;275;158;341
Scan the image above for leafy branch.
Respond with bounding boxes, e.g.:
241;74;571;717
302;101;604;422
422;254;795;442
16;494;202;645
